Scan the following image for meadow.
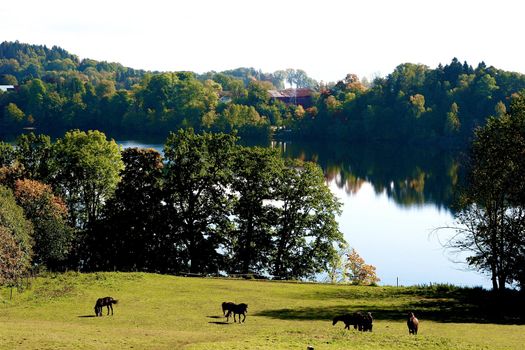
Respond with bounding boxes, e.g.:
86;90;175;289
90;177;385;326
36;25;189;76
0;272;523;349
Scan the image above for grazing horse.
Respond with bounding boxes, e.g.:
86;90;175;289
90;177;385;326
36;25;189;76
94;297;118;316
225;303;248;323
333;312;373;331
222;301;235;316
407;312;419;335
362;312;373;332
332;313;360;330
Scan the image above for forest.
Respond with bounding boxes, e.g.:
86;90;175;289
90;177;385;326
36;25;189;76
2;41;525;144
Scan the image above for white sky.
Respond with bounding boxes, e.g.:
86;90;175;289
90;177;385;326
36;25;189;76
1;0;524;83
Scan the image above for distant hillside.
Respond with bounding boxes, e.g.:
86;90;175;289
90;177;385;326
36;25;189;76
0;41;148;89
2;41;525;145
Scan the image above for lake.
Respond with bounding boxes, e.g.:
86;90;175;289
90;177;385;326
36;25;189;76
118;139;490;288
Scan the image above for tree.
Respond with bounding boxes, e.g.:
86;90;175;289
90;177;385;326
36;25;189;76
164;129;237;273
447;93;525;291
15;133;52;180
3;102;25;131
0;186;33;275
346;248;380;285
93;148;166;271
14;179;73;268
0;142;16;167
216;104;265;133
409;94;426;118
0;226;26;286
326;243;351;284
50;130;123;229
228;146;284;274
272;161;344;279
444;102;461;135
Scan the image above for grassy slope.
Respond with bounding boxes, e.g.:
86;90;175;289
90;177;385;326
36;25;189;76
0;272;523;350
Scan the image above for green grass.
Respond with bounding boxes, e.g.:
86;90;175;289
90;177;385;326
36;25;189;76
0;272;523;349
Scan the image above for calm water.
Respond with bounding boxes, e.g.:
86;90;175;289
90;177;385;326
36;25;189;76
118;139;490;288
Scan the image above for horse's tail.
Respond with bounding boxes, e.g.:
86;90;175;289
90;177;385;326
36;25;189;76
112;299;119;305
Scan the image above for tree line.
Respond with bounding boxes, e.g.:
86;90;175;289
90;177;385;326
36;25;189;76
0;129;345;283
3;42;525;145
294;60;525;145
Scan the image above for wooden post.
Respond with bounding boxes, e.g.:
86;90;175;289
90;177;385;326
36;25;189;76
397;277;399;287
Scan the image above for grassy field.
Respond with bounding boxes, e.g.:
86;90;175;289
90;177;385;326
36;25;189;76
0;272;524;349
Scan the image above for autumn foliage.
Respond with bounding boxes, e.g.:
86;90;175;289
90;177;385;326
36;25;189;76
346;248;380;285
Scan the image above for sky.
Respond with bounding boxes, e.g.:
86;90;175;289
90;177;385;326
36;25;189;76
1;0;524;83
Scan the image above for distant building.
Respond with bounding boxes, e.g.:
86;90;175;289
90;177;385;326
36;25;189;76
0;85;15;92
268;88;314;108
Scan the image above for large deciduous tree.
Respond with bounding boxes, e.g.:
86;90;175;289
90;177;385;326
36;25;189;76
448;92;525;291
92;148;166;272
228;146;284;274
15;132;52;181
14;179;73;268
164;129;237;273
0;186;33;280
50;130;123;229
272;161;344;279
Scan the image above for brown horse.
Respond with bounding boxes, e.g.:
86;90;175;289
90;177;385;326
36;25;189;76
94;297;118;316
407;312;419;334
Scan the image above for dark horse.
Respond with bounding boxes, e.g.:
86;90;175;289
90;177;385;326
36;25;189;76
407;312;419;335
332;313;360;330
224;303;248;323
222;301;235;316
94;297;118;316
333;312;373;331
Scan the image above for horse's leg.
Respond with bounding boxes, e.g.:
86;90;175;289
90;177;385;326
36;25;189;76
110;303;113;315
242;312;246;323
106;305;110;315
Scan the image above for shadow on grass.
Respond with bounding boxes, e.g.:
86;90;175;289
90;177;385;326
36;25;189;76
78;315;97;318
255;288;525;325
208;321;231;325
207;315;224;319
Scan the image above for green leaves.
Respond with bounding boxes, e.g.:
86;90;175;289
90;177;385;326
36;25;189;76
51;130;123;229
452;92;525;290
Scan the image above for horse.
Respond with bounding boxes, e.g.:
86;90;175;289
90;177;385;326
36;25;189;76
222;301;235;316
332;313;360;330
407;312;419;335
361;312;373;332
332;312;372;331
94;296;118;316
225;303;248;323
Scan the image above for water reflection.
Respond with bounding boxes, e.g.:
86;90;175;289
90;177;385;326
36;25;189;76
272;141;459;211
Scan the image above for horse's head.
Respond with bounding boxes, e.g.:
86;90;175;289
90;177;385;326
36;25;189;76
332;317;338;325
